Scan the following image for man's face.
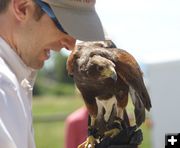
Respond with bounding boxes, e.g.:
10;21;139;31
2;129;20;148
16;2;76;69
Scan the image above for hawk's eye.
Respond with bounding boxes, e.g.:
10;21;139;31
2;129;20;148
96;66;103;71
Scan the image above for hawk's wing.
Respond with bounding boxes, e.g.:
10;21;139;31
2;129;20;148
66;47;79;76
114;49;152;126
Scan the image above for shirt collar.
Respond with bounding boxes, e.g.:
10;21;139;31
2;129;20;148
0;37;37;87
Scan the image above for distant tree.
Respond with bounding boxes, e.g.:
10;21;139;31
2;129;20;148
53;53;74;83
33;52;74;96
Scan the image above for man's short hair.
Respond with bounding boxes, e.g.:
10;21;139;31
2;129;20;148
33;0;45;21
0;0;44;20
0;0;11;13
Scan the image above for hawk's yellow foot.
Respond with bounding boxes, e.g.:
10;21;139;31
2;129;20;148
78;136;96;148
104;128;121;138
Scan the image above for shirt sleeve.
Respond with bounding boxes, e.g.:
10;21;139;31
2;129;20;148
0;77;17;148
0;74;29;148
64;117;78;148
0;118;17;148
64;108;88;148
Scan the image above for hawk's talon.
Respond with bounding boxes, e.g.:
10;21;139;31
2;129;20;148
106;118;122;129
78;136;96;148
88;126;98;136
104;128;121;138
107;121;122;129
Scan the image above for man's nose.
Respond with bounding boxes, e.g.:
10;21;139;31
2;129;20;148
60;34;76;51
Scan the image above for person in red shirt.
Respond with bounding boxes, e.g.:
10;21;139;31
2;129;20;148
65;107;89;148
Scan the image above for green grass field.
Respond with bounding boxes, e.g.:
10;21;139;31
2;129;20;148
32;96;152;148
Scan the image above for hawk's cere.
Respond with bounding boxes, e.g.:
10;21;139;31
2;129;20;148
67;40;152;148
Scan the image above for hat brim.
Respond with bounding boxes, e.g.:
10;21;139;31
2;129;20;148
49;5;105;41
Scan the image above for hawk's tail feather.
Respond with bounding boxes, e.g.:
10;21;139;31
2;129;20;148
123;109;130;127
129;87;146;127
134;98;145;127
140;88;152;111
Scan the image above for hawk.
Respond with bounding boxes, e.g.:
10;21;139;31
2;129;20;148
67;40;151;148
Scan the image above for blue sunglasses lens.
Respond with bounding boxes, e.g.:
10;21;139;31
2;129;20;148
35;0;67;34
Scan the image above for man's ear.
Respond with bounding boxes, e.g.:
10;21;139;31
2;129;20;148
12;0;30;21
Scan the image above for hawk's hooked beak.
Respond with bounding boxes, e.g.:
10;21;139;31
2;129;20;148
101;66;117;81
110;71;118;81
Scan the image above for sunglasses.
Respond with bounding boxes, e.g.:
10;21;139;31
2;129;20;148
35;0;67;34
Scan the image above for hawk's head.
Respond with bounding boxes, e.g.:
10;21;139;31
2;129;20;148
85;55;117;81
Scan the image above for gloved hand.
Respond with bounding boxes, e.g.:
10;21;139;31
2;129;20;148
95;126;143;148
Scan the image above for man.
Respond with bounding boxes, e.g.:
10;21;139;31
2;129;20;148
0;0;104;148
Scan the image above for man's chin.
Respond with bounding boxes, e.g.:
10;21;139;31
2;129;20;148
29;62;44;70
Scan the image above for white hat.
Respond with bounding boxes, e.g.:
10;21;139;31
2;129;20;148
42;0;105;41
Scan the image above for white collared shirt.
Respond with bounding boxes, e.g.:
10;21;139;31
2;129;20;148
0;37;37;148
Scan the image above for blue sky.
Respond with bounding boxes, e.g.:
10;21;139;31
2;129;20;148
95;0;180;63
